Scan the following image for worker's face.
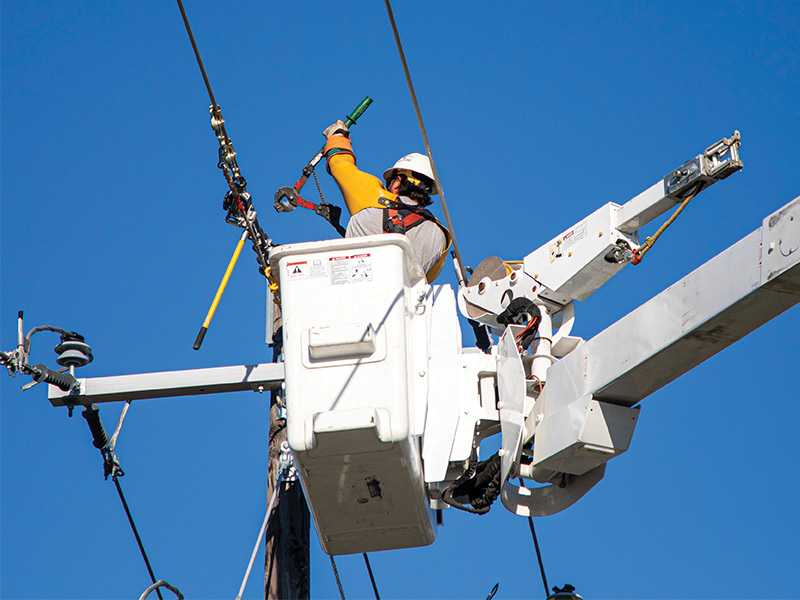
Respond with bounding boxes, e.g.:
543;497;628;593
388;177;402;195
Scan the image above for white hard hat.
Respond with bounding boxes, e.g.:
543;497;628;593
383;153;437;194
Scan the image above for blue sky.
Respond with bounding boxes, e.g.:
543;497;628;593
2;1;799;599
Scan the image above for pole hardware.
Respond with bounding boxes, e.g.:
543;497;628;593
0;311;90;393
279;441;298;482
177;0;280;349
274;96;373;236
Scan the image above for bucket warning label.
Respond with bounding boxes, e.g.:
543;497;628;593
309;259;327;278
330;253;372;284
286;261;308;279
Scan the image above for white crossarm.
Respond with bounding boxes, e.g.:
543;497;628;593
47;363;285;407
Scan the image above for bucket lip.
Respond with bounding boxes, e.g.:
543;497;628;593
270;234;424;283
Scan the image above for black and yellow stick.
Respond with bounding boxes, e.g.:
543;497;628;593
193;230;249;350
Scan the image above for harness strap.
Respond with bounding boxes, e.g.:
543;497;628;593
379;197;435;234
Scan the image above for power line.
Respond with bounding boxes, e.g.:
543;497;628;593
113;474;165;600
329;556;346;600
383;0;469;285
363;553;381;600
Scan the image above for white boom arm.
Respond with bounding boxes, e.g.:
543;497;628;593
461;131;743;321
496;194;800;516
38;133;800;556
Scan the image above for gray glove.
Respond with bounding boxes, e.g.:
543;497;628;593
322;119;350;139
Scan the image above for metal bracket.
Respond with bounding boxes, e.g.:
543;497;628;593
705;130;743;180
664;130;743;198
279;441;298;482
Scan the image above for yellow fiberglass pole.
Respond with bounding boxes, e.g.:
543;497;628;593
193;229;248;350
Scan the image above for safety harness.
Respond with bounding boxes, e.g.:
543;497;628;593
379;197;437;235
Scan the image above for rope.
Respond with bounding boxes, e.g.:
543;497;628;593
383;0;469;285
138;580;184;600
521;479;549;597
113;474;164;600
329;555;346;600
234;473;283;600
632;183;703;264
108;400;131;455
362;553;381;600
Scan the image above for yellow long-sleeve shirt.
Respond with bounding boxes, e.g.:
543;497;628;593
324;135;451;282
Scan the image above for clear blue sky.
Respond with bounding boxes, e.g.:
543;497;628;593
2;1;799;599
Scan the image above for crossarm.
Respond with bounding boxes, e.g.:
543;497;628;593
47;363;285;407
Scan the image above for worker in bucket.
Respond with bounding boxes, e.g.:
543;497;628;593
322;120;451;282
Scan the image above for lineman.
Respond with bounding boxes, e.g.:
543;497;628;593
322;120;451;282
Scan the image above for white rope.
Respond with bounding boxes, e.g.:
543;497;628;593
234;473;283;600
109;399;132;454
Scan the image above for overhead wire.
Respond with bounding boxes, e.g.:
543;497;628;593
175;0;277;349
362;553;381;600
485;583;500;600
528;515;550;597
329;556;346;600
326;554;380;600
383;0;469;285
521;479;549;597
113;474;165;600
176;0;217;107
80;401;166;600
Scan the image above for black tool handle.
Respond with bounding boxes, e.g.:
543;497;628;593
193;326;208;351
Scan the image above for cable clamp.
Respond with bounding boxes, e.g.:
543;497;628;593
209;105;224;131
278;441;298;482
102;450;125;480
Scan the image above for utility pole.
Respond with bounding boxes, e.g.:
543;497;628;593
265;322;310;600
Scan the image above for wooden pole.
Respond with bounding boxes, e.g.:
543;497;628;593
265;318;310;600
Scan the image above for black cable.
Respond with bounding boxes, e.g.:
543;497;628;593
175;0;217;107
485;583;499;600
113;474;164;600
528;516;549;597
362;553;381;600
519;477;550;599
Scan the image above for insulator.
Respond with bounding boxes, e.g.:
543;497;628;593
547;584;583;600
81;404;109;450
32;364;78;391
54;339;93;368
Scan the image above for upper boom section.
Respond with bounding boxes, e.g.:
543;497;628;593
461;132;743;324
